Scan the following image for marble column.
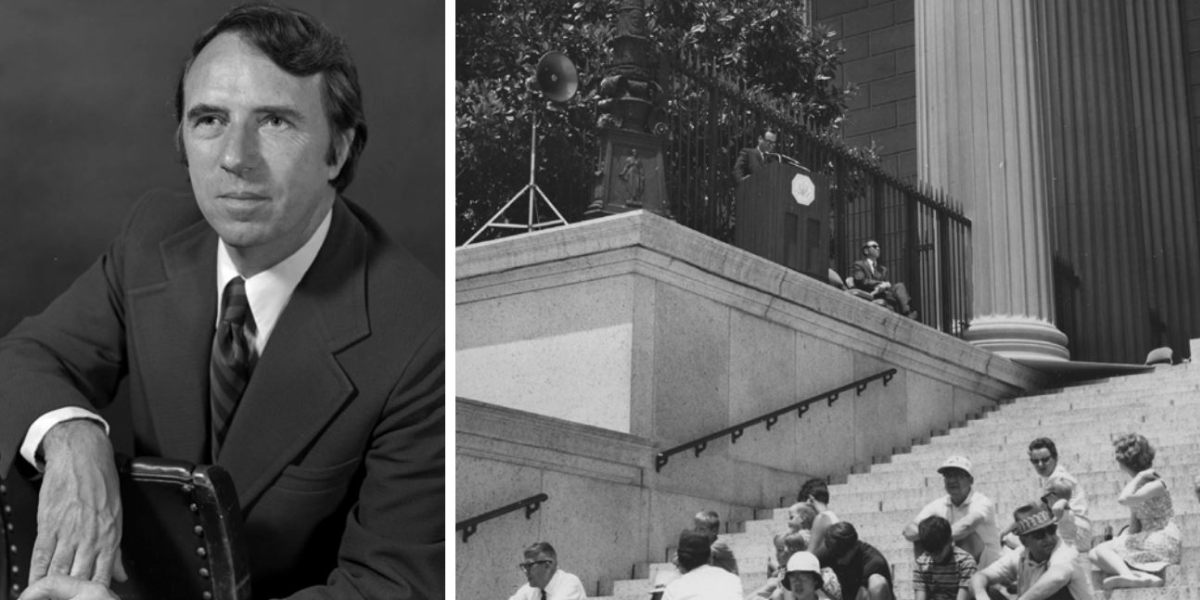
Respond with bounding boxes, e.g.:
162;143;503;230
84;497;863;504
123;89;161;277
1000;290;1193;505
916;0;1069;360
1033;0;1153;363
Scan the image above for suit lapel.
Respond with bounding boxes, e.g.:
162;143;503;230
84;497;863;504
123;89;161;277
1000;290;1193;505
216;200;371;510
127;219;218;463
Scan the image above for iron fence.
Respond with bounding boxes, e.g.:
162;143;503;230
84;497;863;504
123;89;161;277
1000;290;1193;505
661;49;973;335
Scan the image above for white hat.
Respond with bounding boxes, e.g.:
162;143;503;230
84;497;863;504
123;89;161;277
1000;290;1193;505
937;455;972;477
781;552;821;590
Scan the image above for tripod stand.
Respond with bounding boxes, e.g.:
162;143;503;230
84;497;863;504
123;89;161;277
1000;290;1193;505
464;111;568;245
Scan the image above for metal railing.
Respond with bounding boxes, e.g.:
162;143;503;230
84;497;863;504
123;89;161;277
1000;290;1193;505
455;493;548;543
662;49;972;335
654;369;897;471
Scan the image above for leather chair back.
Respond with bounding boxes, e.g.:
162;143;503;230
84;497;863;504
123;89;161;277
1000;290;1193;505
1;456;250;600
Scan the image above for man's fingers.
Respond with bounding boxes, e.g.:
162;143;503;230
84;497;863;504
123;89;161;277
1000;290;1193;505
28;532;58;585
71;546;99;582
47;543;78;579
111;548;128;583
91;548;115;587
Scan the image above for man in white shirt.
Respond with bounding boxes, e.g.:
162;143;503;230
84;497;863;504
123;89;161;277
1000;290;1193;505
903;456;1001;569
663;530;743;600
970;502;1092;600
508;542;587;600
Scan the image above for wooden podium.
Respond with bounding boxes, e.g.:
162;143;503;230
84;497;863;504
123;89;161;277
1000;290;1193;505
733;161;830;279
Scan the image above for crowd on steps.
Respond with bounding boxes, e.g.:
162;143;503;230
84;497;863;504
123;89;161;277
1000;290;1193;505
505;434;1192;600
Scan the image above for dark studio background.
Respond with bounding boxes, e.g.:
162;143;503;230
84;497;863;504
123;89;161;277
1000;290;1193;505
0;1;445;451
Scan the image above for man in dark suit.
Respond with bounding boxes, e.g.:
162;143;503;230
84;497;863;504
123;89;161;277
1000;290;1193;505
733;129;778;180
851;240;917;319
0;5;442;600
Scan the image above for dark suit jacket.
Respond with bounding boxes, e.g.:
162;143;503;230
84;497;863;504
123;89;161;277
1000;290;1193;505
850;258;889;293
733;147;771;180
0;190;444;600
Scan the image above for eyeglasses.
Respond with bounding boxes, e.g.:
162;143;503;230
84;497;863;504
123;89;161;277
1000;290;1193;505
865;244;879;248
1029;457;1053;466
518;560;553;572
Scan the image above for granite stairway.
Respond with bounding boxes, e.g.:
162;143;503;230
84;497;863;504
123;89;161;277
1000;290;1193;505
597;360;1200;600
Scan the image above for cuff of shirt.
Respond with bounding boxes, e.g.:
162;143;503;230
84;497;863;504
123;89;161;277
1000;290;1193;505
20;408;111;470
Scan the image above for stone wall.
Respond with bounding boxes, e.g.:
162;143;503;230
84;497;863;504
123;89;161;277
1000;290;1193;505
456;211;1047;600
814;0;916;182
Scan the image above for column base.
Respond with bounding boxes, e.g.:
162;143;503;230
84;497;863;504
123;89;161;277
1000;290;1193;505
964;315;1070;361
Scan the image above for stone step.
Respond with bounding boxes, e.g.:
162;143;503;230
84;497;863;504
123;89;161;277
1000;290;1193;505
931;412;1200;437
600;363;1200;600
880;444;1200;473
831;476;1200;513
843;460;1200;491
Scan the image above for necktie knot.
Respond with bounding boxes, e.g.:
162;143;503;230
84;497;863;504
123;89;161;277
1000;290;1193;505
220;277;254;331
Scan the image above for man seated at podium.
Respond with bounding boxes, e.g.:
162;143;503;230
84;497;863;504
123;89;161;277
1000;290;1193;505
851;240;918;319
733;129;778;180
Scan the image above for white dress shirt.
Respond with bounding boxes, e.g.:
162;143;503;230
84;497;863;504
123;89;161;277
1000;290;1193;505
20;208;332;467
914;490;1002;569
508;570;587;600
662;565;742;600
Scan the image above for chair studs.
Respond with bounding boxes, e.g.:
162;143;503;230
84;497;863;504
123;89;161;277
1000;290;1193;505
198;567;210;578
196;546;207;558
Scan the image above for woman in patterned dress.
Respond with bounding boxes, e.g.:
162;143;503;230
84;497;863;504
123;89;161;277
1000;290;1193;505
1088;433;1182;589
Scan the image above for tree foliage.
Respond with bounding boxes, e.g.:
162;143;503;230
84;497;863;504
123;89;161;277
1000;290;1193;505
456;0;856;245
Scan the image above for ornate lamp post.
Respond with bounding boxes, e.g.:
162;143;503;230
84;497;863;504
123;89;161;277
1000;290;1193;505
585;0;670;218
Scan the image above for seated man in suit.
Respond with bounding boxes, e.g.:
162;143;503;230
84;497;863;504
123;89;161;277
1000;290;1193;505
2;4;443;600
733;129;778;180
851;239;917;318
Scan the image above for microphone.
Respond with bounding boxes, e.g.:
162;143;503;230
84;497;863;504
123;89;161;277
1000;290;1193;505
768;152;807;170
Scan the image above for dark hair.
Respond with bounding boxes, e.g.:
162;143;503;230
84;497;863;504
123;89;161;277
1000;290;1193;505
173;2;368;192
1113;433;1155;472
917;516;951;553
1028;437;1058;459
823;522;858;558
785;571;825;592
798;478;830;504
523;541;557;560
676;530;711;571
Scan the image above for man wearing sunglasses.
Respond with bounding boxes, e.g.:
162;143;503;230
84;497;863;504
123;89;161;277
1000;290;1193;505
1028;438;1091;547
850;240;917;319
509;542;586;600
970;502;1093;600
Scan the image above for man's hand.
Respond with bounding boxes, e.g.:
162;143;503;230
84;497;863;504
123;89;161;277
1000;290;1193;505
30;420;127;587
17;574;118;600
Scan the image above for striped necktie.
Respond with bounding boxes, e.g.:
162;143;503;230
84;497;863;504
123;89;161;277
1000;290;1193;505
210;276;257;459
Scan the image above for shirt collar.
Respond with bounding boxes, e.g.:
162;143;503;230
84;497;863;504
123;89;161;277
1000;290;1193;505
216;207;333;351
540;570;563;592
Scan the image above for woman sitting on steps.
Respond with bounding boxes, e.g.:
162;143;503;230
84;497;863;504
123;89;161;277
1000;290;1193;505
1088;433;1182;589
